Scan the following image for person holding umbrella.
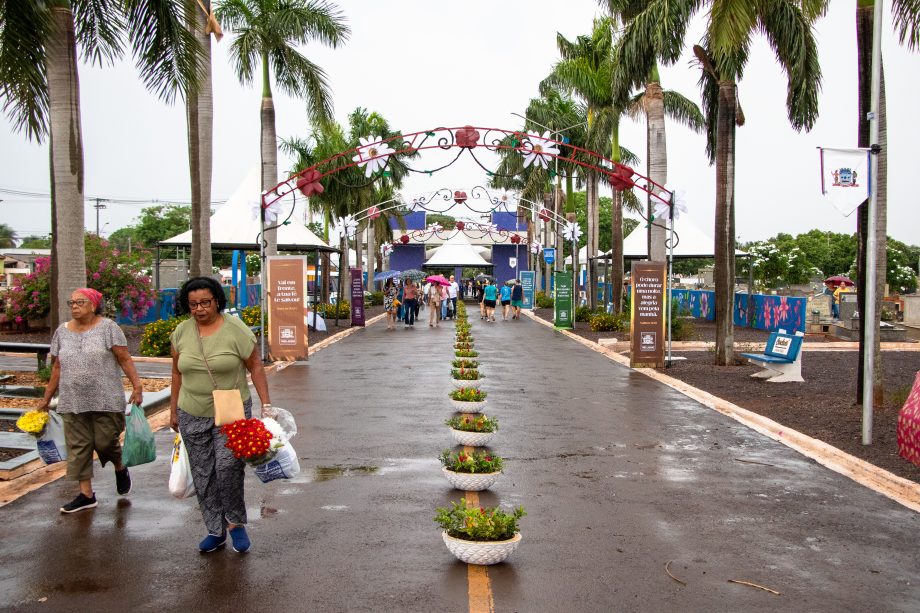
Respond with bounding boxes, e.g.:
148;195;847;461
427;279;442;327
383;278;399;330
403;280;418;328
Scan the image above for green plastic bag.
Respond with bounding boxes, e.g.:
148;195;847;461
122;404;156;467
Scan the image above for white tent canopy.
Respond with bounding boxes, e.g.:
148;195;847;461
160;166;336;252
424;230;492;267
599;215;747;260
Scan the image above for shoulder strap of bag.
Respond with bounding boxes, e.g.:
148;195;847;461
196;320;242;391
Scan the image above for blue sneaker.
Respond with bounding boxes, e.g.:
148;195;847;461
229;526;250;553
198;531;226;553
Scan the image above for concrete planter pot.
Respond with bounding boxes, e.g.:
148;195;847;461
441;466;500;491
449;427;495;447
441;532;522;565
452;377;482;389
450;398;485;413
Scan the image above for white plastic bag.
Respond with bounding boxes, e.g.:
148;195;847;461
261;407;297;441
253;442;300;483
168;433;195;499
37;411;67;464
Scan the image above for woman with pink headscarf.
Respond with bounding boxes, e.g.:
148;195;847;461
39;288;143;514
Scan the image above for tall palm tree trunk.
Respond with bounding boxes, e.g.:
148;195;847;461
48;5;86;329
260;55;278;256
646;79;668;262
187;1;214;277
714;80;737;366
855;2;887;405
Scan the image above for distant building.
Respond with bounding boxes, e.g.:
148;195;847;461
0;249;50;288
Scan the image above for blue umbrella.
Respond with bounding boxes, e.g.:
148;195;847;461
374;270;402;282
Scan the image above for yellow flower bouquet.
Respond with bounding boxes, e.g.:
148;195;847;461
16;410;49;436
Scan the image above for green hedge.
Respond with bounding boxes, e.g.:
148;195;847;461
535;292;554;309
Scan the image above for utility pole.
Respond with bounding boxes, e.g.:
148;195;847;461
93;198;108;235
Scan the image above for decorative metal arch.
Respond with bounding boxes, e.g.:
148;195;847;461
260;125;673;214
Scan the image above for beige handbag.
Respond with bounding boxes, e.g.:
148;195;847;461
197;326;245;426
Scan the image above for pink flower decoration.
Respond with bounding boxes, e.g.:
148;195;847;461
456;126;480;148
92;272;101;280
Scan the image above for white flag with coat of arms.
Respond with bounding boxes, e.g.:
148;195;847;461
818;147;871;216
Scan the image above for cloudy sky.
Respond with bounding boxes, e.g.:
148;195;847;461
0;0;917;245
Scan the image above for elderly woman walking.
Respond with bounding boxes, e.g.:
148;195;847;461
169;277;272;553
39;288;144;514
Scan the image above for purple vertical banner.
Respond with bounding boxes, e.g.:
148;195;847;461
350;268;365;326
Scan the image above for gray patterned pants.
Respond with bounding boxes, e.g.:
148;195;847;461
178;399;252;535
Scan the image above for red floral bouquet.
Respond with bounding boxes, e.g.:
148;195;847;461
221;418;276;465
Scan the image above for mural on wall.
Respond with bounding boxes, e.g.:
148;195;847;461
670;289;806;332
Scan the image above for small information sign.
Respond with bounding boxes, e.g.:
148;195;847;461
630;261;666;368
520;270;535;309
553;272;574;329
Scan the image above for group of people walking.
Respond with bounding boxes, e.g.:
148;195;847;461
383;275;460;329
38;276;272;554
475;278;524;322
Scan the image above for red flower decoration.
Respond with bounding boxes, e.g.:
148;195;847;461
453;190;468;204
609;165;635;192
296;169;324;197
400;234;410;244
510;234;522;244
367;205;380;220
455;221;465;230
538;208;550;222
456;126;480;148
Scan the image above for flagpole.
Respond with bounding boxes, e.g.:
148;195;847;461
862;0;883;445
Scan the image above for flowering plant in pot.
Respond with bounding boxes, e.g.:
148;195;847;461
455;331;473;342
455;349;479;358
451;367;483;389
451;358;479;369
439;449;503;491
446;414;498;446
454;341;474;351
448;386;487;412
435;499;526;564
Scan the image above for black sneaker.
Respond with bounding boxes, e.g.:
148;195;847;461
115;467;131;495
60;493;97;514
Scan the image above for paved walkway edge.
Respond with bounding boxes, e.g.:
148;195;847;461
0;314;386;507
524;311;920;514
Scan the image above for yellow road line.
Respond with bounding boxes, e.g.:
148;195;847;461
463;447;495;613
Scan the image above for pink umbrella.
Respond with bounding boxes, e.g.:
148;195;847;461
425;274;451;286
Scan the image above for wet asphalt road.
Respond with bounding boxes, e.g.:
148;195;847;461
1;313;919;612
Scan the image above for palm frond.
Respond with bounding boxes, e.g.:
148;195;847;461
760;0;822;131
272;0;350;47
662;89;704;133
72;0;124;66
124;0;201;103
271;44;334;123
622;188;642;213
707;1;754;80
693;45;718;164
0;0;51;140
893;0;920;50
226;25;259;84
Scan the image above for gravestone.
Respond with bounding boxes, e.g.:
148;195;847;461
839;292;859;324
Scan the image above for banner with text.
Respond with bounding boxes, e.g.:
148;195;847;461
630;261;666;368
553;272;574;329
520;270;535;309
350;268;366;326
267;256;308;361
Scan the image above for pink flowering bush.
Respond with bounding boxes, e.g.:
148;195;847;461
6;234;157;323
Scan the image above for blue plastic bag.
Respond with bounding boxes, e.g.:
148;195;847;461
122;404;156;467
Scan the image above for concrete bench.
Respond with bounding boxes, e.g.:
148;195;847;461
0;342;51;370
740;329;805;383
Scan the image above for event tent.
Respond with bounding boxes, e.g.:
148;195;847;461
160;166;336;252
596;215;747;260
423;230;493;268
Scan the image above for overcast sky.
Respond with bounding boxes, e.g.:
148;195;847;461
0;0;917;245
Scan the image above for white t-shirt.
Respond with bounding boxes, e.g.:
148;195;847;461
448;281;459;298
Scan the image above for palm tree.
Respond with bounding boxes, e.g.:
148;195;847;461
186;1;222;277
693;1;824;365
855;1;919;404
0;223;16;248
0;0;200;328
216;0;349;257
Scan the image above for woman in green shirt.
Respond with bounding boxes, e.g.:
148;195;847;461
169;277;272;554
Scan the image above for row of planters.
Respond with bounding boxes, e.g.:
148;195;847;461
435;300;526;566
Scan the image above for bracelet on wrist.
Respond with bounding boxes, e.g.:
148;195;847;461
262;403;272;407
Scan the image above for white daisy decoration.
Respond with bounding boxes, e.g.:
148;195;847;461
530;240;543;255
521;131;560;169
496;189;518;207
251;199;283;224
332;215;358;240
352;136;395;178
562;221;582;242
426;223;443;233
652;186;688;222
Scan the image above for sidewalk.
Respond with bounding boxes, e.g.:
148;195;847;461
1;315;918;611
